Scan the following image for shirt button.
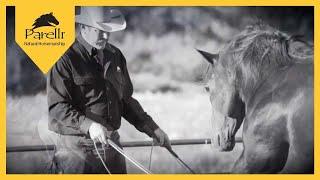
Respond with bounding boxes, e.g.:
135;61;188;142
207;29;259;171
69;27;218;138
109;101;112;105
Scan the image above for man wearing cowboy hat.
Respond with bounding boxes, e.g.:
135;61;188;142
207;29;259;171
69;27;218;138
47;7;171;174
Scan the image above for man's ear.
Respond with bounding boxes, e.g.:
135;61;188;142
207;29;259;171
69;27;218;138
80;24;88;35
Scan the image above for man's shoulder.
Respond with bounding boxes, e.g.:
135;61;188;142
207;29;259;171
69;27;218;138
105;43;127;63
106;43;122;54
55;50;71;67
108;43;119;50
53;45;78;71
56;42;82;65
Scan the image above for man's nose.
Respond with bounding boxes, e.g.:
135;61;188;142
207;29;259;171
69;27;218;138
100;31;108;40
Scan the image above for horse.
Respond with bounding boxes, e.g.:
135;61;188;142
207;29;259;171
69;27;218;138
32;12;59;29
197;23;313;173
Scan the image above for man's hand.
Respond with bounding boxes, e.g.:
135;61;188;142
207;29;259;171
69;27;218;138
88;122;112;144
153;128;171;149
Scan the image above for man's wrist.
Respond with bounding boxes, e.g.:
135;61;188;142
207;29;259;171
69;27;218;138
141;124;156;138
79;117;94;134
146;120;159;132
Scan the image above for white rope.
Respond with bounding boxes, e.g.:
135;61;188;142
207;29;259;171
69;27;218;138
107;139;152;174
148;141;154;170
93;141;111;174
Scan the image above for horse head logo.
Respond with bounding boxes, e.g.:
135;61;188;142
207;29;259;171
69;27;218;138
32;12;59;30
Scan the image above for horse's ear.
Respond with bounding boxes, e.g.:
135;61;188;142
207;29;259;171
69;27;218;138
50;12;53;15
196;49;219;65
286;35;313;61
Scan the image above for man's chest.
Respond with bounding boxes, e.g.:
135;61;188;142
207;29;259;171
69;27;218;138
68;49;127;100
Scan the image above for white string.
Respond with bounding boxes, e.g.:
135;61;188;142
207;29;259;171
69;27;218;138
93;141;111;174
107;139;152;174
148;141;154;170
103;143;107;162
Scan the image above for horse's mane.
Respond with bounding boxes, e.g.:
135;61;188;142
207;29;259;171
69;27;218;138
33;14;47;26
229;23;313;92
228;23;313;64
202;22;313;92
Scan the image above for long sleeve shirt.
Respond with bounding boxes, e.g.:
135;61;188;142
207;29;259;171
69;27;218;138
47;39;159;137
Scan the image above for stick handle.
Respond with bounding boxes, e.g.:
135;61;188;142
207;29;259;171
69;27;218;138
7;137;243;152
165;147;196;174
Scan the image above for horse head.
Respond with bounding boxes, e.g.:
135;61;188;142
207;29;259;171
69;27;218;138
46;12;59;25
32;12;59;29
197;49;245;152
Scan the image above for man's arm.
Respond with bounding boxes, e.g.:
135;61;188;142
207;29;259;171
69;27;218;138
117;50;158;137
122;97;159;137
47;56;94;135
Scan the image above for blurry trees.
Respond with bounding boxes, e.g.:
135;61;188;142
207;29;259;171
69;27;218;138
122;7;313;40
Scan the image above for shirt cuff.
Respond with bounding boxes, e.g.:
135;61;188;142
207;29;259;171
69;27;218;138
79;117;94;134
146;120;159;132
142;122;159;138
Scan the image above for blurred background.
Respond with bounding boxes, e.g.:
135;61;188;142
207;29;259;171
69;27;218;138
6;6;313;173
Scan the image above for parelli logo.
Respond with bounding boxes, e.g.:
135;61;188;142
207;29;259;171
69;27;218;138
16;4;74;73
25;12;65;40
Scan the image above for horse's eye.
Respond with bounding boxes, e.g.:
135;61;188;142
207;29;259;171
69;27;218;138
205;86;210;92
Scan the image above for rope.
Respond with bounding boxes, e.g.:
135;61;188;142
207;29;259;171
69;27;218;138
148;141;154;170
107;139;152;174
93;141;111;174
103;143;107;162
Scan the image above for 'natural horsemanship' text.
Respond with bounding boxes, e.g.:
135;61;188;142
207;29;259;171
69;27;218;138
24;42;65;46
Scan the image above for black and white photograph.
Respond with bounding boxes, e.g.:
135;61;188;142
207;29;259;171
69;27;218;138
6;6;314;174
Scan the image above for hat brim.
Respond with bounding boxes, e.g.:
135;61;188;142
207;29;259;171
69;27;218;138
96;21;126;32
75;8;127;32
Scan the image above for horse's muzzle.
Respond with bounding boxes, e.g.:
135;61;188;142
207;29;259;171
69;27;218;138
213;116;237;152
217;135;235;152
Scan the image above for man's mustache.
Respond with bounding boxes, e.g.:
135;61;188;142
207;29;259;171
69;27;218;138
96;40;107;45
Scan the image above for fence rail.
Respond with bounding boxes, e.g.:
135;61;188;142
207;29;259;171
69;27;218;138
7;137;243;153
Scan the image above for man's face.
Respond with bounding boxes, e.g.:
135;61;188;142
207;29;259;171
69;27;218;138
80;25;109;50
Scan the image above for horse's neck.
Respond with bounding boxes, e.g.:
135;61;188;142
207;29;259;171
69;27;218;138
239;66;287;110
239;80;264;111
240;63;313;115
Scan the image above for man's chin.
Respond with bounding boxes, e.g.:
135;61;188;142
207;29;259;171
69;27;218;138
95;47;104;50
93;42;107;50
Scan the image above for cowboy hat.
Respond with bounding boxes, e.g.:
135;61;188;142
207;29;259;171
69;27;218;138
76;7;126;32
